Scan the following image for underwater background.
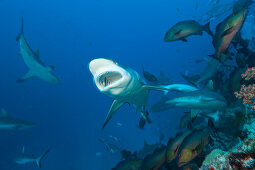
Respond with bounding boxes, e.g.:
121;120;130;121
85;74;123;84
0;0;255;169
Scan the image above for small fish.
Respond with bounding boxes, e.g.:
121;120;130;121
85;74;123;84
109;135;120;142
139;110;151;129
177;128;210;167
211;9;248;62
140;146;166;170
164;20;213;42
116;123;123;127
98;138;120;154
142;67;158;82
166;130;193;164
179;112;192;129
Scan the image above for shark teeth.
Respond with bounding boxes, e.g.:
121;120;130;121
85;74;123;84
98;71;122;88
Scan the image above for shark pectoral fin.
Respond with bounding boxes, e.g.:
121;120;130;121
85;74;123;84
17;71;35;83
102;100;125;129
191;109;200;121
16;18;24;41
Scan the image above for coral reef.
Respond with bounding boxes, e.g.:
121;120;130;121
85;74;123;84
200;149;231;170
200;136;255;170
235;67;255;110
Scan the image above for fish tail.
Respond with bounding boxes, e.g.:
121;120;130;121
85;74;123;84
208;118;217;136
204;22;213;37
16;18;24;41
36;149;50;168
181;73;200;88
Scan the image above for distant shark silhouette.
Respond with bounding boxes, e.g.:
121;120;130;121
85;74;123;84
15;147;50;168
89;58;172;129
0;109;36;130
16;19;59;84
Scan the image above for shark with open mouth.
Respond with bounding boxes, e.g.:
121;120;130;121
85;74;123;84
89;58;171;129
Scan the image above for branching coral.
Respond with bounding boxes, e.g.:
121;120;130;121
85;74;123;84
235;67;255;110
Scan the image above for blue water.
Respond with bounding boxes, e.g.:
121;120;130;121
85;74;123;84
0;0;254;169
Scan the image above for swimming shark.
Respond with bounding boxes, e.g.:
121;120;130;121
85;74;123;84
16;19;59;84
15;147;50;168
89;58;171;129
151;86;227;120
182;58;221;88
165;89;227;111
0;109;36;130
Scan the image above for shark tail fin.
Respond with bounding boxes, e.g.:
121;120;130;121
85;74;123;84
36;149;50;168
16;18;24;41
181;73;200;88
203;22;213;37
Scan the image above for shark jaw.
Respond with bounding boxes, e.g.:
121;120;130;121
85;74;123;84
89;58;131;97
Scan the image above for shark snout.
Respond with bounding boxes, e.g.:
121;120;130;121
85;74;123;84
89;58;117;76
89;58;132;95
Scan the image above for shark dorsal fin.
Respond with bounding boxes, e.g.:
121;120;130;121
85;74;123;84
1;109;10;118
206;80;214;91
22;146;25;153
